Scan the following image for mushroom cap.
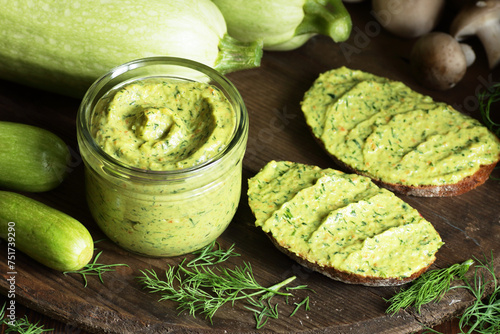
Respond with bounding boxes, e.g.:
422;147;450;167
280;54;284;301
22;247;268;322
451;0;500;39
450;0;500;68
410;32;468;90
372;0;445;38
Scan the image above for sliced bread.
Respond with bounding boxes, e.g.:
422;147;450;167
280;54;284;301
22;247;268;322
248;160;444;286
301;67;500;197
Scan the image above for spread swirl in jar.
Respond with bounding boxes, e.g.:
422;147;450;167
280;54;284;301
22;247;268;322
91;78;235;170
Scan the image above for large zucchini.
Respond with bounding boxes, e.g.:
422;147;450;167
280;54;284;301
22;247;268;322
0;0;262;97
0;121;70;192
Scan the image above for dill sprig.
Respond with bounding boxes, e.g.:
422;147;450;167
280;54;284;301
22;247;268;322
478;82;500;137
385;259;474;315
0;303;52;334
138;241;310;328
387;254;500;334
245;296;280;329
290;295;311;316
187;241;240;267
456;253;500;334
63;250;129;287
478;83;500;181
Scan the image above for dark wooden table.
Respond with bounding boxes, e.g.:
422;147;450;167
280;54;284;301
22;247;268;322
0;2;498;333
0;294;471;333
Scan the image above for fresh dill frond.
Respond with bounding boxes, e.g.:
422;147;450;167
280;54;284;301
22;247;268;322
138;242;310;329
385;259;474;315
63;250;129;287
0;303;52;334
477;83;500;181
139;262;296;322
245;296;280;329
290;296;311;317
456;253;500;334
478;82;500;137
387;253;500;334
187;241;240;267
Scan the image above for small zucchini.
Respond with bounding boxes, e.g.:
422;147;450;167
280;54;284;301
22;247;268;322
0;191;94;271
0;121;70;192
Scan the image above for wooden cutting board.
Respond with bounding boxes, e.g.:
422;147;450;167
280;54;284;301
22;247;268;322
0;3;499;333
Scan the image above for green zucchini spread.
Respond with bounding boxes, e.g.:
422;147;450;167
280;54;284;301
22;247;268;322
301;67;500;187
92;78;235;170
248;160;443;279
85;77;242;257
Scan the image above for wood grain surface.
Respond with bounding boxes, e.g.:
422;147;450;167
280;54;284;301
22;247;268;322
0;2;499;333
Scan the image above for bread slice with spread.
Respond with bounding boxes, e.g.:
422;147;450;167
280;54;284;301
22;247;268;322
301;67;500;197
248;160;443;286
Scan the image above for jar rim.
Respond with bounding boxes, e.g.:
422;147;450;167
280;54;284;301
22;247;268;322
76;56;248;179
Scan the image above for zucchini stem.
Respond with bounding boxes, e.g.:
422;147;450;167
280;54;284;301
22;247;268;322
215;35;264;74
297;0;352;43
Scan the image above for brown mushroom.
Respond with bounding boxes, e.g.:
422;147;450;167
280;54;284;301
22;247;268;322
372;0;446;38
450;0;500;69
410;32;475;90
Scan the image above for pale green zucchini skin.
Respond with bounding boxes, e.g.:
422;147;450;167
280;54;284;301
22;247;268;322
0;122;70;192
212;0;352;50
0;191;94;271
0;0;262;97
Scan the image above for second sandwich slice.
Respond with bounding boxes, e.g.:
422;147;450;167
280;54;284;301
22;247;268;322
301;67;500;197
248;160;443;287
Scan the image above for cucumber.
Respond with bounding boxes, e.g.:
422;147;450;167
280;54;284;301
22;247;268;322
0;121;70;192
0;191;94;271
0;0;263;97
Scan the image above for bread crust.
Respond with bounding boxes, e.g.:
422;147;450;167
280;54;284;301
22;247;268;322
312;134;499;197
267;233;433;287
330;153;498;197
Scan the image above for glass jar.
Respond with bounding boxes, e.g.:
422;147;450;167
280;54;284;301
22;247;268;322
76;57;248;257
